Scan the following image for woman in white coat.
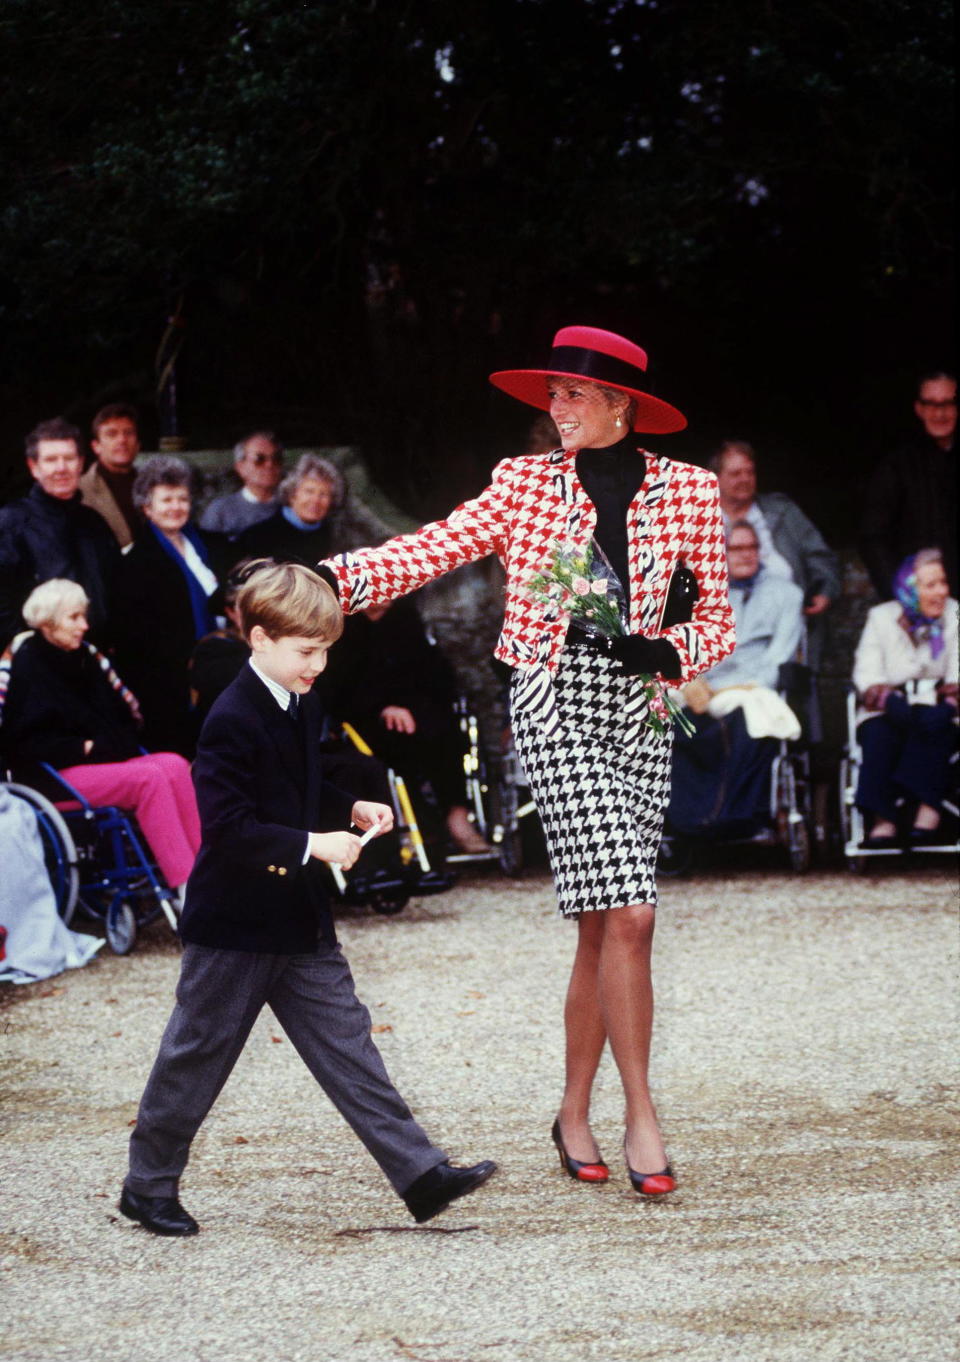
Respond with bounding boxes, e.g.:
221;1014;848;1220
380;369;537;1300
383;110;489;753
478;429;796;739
852;547;958;846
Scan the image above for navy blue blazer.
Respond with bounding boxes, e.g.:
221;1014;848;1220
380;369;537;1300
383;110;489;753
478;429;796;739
179;663;355;953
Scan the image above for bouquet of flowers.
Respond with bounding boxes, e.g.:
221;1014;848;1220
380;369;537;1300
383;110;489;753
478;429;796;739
528;540;695;737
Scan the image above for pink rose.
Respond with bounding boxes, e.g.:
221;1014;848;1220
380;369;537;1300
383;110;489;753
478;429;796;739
572;576;591;596
592;578;608;594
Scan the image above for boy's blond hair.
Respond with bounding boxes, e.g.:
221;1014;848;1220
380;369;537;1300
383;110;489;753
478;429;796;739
236;560;343;643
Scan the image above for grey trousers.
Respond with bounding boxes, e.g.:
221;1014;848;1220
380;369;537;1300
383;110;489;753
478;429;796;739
125;941;446;1199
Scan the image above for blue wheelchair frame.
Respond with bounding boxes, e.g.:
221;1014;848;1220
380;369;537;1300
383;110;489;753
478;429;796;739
28;763;178;953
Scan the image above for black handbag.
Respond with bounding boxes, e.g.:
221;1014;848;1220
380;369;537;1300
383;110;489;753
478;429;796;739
660;561;699;628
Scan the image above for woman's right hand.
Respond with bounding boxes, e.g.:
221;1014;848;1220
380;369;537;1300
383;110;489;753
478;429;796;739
861;684;894;712
308;830;362;868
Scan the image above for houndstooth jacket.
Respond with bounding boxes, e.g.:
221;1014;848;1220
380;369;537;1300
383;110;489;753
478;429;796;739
324;448;735;736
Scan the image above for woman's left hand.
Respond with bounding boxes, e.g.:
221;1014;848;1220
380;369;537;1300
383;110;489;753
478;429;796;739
609;634;683;680
351;801;395;838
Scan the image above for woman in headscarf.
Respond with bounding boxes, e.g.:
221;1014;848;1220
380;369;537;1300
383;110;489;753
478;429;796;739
320;326;735;1196
852;547;958;846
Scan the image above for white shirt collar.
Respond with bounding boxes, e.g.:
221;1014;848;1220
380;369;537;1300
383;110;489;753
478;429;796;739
248;657;294;712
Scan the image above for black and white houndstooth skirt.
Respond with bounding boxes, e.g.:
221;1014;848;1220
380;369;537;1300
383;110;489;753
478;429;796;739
511;646;673;917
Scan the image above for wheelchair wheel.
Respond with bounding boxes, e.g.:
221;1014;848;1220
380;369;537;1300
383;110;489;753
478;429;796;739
368;887;409;915
657;831;692;878
104;900;137;955
837;756;868;872
786;816;812;874
488;772;524;876
5;783;80;924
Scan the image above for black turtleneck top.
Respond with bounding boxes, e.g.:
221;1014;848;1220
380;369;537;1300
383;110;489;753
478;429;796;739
575;434;646;610
573;435;682;678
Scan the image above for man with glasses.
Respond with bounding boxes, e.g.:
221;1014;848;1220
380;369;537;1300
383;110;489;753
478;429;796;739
860;371;957;597
200;430;285;538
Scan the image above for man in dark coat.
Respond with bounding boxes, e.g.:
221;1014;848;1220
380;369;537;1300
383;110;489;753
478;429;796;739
0;418;121;650
860;371;957;598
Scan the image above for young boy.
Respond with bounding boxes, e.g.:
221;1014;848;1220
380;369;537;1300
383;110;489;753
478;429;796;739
119;561;495;1234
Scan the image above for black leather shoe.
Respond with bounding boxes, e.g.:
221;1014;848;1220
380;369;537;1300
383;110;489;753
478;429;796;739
119;1186;199;1236
402;1159;497;1223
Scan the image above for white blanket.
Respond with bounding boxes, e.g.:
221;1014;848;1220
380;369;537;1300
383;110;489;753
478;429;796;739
707;685;802;741
0;786;103;984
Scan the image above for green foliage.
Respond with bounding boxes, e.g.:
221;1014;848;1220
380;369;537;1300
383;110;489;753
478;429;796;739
0;0;953;507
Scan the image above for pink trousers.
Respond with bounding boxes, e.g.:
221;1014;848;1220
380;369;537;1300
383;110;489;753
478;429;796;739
57;754;201;888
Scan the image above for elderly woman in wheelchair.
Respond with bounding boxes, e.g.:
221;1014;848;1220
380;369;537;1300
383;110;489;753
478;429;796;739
850;548;958;850
0;579;200;902
666;520;807;852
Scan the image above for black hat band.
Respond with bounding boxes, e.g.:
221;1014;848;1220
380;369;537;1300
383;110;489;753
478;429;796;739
549;345;651;393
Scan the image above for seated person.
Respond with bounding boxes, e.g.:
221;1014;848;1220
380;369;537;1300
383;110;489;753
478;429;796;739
684;519;805;702
199;430;285;539
668;522;805;838
319;595;491;855
234;453;390;566
112;456;228;757
851;548;958;847
189;563;257;726
0;580;201;901
711;440;838;690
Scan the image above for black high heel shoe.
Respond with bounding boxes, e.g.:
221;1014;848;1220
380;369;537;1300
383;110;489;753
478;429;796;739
551;1119;609;1183
624;1139;675;1196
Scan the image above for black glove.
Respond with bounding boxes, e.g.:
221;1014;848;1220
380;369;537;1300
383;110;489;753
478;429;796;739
608;634;682;680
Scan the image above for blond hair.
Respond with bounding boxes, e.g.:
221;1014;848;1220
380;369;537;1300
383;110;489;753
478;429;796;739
236;561;342;643
22;578;89;629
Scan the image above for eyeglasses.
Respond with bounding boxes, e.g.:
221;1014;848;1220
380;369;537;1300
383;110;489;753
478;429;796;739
728;544;760;553
917;399;957;410
249;452;284;466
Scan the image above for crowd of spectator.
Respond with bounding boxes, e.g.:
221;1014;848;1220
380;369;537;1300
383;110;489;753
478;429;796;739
0;368;956;889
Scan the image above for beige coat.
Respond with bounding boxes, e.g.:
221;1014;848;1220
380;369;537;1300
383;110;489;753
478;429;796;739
78;463;135;549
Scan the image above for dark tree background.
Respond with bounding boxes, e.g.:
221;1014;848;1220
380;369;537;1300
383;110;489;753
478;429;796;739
1;0;953;538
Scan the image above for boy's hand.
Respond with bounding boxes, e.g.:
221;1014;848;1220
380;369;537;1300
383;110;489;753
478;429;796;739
308;831;363;868
350;801;395;838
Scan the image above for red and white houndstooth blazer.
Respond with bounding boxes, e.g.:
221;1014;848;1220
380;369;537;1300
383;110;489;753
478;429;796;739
325;448;735;733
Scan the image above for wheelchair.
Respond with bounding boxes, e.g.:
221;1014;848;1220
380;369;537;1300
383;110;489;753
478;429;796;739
658;662;814;877
326;723;458;914
3;764;179;954
444;696;537;876
838;686;959;872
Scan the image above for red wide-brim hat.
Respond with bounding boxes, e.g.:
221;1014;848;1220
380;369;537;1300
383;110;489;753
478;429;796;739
489;325;687;434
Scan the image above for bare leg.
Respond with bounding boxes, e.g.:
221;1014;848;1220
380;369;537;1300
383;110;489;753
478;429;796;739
913;803;941;831
557;912;607;1161
599;903;667;1174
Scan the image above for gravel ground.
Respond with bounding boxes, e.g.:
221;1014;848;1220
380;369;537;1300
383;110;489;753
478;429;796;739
1;864;958;1362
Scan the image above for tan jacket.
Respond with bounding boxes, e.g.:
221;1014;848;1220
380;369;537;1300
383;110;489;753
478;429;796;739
79;463;136;549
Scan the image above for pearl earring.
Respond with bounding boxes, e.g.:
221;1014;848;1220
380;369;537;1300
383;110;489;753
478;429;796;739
615;414;623;428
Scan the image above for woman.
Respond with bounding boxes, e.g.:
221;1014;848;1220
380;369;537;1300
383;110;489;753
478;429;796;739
321;326;735;1193
0;580;201;898
669;520;804;839
852;548;958;846
235;452;389;566
113;456;226;756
